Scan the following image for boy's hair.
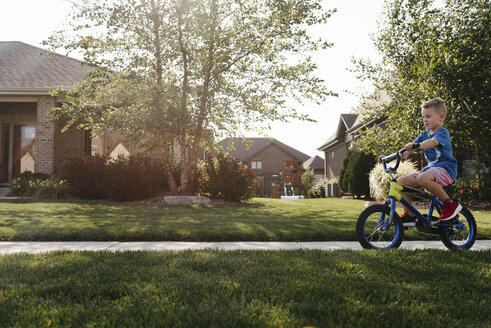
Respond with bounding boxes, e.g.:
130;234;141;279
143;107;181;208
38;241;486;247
421;98;447;114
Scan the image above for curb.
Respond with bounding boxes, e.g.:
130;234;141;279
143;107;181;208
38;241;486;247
1;240;490;254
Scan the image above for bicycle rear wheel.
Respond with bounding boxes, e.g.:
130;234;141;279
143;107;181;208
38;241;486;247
439;206;477;250
356;204;404;249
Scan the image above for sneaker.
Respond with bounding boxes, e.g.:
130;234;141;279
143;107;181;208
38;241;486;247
439;201;462;221
400;212;416;229
400;212;416;222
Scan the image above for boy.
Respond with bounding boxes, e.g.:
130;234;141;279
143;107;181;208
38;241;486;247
385;98;461;221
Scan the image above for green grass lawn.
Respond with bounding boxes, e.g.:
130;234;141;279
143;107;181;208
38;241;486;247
0;250;490;327
0;197;489;241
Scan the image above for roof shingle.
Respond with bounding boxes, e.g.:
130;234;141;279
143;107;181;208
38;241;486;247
0;41;93;92
220;137;310;163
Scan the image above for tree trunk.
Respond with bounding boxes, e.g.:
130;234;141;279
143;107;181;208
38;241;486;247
185;0;217;194
151;0;178;194
162;152;178;194
177;8;191;194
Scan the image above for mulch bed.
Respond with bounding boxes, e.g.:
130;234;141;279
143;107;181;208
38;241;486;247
129;196;239;205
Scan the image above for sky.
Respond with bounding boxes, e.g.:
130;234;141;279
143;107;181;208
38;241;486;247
0;0;385;158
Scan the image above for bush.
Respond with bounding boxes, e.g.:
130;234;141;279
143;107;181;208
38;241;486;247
61;156;107;199
8;171;50;196
32;179;70;199
308;177;329;198
197;152;256;202
8;171;69;199
446;176;491;203
369;161;418;201
102;155;168;201
301;168;315;192
62;155;168;201
338;149;375;198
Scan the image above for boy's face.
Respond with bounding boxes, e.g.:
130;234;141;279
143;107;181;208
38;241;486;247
422;106;446;131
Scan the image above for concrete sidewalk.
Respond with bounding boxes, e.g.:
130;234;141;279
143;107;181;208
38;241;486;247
1;240;491;254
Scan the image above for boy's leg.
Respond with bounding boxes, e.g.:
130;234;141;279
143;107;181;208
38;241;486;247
416;170;462;220
415;172;449;201
397;174;420;217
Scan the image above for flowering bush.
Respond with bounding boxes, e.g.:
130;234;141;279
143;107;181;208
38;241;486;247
8;171;50;196
31;179;70;199
308;177;329;198
8;171;69;199
446;177;488;203
369;161;418;201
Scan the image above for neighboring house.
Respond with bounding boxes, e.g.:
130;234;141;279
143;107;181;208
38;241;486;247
302;155;325;184
317;112;383;196
318;91;390;184
220;137;322;197
0;41;94;184
317;114;359;180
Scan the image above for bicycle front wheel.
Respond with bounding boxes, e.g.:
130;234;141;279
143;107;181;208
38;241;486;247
439;206;477;250
356;204;404;249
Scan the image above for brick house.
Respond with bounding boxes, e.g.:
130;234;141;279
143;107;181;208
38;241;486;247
0;41;93;184
317;114;359;180
220;137;323;197
317;113;383;196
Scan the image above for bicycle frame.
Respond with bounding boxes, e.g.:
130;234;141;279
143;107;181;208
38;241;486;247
379;148;467;232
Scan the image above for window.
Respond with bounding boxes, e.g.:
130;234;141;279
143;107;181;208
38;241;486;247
251;161;262;169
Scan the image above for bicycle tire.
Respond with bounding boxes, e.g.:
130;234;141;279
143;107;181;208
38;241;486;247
439;206;477;250
356;204;404;249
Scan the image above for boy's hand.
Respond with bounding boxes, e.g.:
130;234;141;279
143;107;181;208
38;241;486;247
404;143;414;151
378;155;385;163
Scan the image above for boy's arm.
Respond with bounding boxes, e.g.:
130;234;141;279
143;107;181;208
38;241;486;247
417;139;439;149
378;141;425;162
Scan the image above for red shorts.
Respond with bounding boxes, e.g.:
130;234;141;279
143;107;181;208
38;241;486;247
410;167;454;187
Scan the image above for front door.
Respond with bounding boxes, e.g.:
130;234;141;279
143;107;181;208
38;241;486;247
0;123;36;183
0;123;10;183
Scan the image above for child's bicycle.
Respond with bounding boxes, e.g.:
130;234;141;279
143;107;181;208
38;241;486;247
356;145;477;250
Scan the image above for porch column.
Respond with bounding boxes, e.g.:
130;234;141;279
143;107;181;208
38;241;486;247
35;96;56;174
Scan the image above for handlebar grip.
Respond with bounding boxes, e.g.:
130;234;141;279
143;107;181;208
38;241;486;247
382;152;399;163
382;143;420;164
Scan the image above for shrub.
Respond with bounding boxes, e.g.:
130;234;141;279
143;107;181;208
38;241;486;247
369;161;418;201
62;155;168;201
446;176;491;203
8;171;49;196
197;152;256;202
63;155;107;199
8;171;69;199
338;155;351;193
308;177;329;198
301;168;315;193
338;149;375;198
102;155;168;201
32;179;70;199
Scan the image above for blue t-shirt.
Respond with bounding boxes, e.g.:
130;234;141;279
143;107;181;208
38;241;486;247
414;127;457;181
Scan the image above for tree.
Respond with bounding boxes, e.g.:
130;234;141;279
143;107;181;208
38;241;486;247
45;0;335;194
353;0;490;189
338;149;374;198
301;168;315;193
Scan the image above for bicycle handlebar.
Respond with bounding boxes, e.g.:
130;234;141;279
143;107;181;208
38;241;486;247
381;143;420;172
